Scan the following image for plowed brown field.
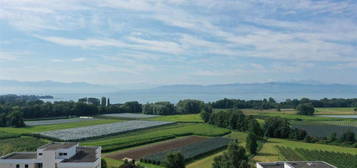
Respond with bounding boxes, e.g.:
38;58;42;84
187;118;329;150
107;136;207;160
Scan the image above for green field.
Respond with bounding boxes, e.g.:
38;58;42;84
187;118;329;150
186;131;248;168
253;136;357;163
315;107;357;115
276;146;357;168
0;136;48;155
82;123;230;152
0;119;122;134
0;131;20;139
148;114;203;123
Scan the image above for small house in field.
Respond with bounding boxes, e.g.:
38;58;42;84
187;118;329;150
0;142;101;168
257;161;337;168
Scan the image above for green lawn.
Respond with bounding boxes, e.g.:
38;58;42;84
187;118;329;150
82;123;230;152
148;114;203;123
0;119;123;134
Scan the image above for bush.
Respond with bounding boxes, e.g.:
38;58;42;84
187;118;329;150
296;103;315;115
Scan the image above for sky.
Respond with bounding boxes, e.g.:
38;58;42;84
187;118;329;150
0;0;357;87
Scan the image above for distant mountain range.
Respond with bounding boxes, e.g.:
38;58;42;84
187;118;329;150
1;80;357;101
0;80;110;94
141;82;357;94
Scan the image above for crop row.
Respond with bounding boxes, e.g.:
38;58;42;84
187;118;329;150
142;137;231;165
101;113;158;119
82;123;231;152
25;117;97;126
276;146;357;168
0;131;20;139
38;120;174;141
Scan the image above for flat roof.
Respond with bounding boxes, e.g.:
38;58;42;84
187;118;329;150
62;147;99;163
287;162;336;168
39;142;78;151
258;162;336;168
2;153;37;160
258;162;284;168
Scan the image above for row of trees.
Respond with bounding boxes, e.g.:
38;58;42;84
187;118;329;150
0;108;25;127
201;109;263;137
143;100;205;115
211;97;357;109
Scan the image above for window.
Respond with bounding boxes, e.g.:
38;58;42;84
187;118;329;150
38;163;43;168
59;153;63;156
25;164;29;168
39;153;42;156
63;153;67;156
16;164;20;168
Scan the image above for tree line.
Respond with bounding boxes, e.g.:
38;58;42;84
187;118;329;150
211;97;357;109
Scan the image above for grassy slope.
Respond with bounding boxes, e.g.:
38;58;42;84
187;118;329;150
0;119;122;134
82;123;230;152
0;136;48;155
148;114;203;123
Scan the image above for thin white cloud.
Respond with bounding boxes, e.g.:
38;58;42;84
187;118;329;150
50;59;64;63
72;57;86;62
0;52;18;61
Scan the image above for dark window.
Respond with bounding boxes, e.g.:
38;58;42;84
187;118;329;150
59;153;63;156
38;163;43;168
25;164;29;168
16;164;20;168
39;153;42;156
63;153;67;156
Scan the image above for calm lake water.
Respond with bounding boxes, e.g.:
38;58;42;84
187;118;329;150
44;92;357;104
320;115;357;119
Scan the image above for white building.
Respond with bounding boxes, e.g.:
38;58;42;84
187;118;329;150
257;161;337;168
0;142;101;168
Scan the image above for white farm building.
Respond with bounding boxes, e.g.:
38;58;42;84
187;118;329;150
0;142;101;168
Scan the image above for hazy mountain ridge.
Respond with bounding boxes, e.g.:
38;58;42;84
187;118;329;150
2;80;357;98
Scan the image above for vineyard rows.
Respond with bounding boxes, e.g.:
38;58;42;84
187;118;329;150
276;146;357;168
142;137;231;165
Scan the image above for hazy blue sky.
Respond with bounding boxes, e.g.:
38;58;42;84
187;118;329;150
1;0;357;86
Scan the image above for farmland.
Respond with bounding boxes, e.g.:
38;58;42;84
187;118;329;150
142;137;231;164
148;114;203;123
276;146;357;168
39;120;174;141
0;136;47;156
253;136;357;163
0;118;122;134
24;117;97;126
82;123;230;152
292;121;357;137
101;113;158;119
107;136;208;160
0;131;20;139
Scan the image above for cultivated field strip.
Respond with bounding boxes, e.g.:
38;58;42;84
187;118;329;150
107;136;208;160
276;146;357;168
38;120;174;141
142;137;231;164
101;113;158;119
292;123;357;137
25;118;97;126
